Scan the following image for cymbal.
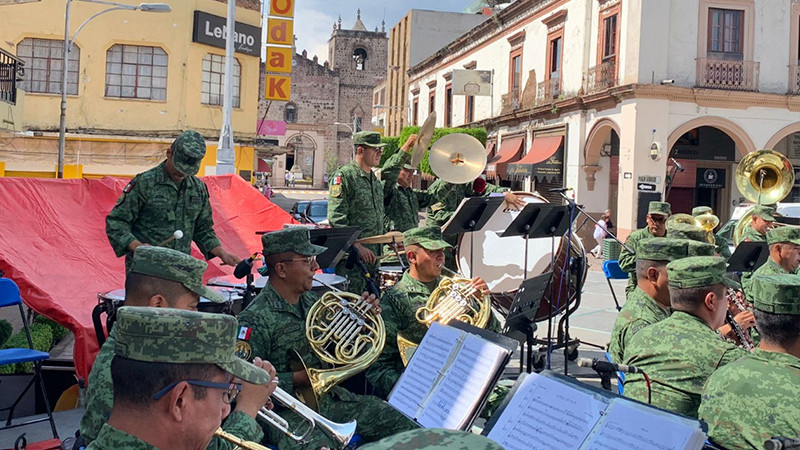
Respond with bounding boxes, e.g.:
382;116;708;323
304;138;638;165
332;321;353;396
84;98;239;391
355;231;404;245
429;133;487;184
411;112;436;168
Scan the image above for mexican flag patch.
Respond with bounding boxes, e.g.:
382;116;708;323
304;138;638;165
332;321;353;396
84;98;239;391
238;326;251;341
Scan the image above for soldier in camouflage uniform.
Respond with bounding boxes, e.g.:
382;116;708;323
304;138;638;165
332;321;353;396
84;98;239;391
623;256;746;417
328;131;388;295
738;205;776;244
86;307;272;450
608;238;714;363
367;226;494;399
691;206;731;259
744;226;800;292
236;227;418;449
700;274;800;450
81;247;275;449
360;428;504;450
666;221;708;243
105;130;240;270
619;201;671;295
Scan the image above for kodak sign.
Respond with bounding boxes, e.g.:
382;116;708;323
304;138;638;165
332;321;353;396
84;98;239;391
264;0;294;101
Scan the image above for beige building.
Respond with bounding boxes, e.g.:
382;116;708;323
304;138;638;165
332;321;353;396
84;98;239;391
0;0;261;178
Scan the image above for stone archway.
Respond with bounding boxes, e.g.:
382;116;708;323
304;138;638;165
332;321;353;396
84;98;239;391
667;116;756;158
285;133;317;182
765;122;800;150
583;118;620;191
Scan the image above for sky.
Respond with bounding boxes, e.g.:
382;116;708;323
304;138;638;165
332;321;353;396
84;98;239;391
287;0;481;64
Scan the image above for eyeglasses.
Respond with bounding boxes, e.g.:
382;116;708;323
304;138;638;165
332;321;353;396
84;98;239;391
279;255;317;266
153;380;242;404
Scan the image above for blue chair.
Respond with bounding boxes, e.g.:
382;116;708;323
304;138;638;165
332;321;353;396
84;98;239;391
602;260;628;311
0;278;58;439
605;352;626;395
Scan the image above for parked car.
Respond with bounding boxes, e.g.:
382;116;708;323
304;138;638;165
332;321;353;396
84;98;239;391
304;199;329;225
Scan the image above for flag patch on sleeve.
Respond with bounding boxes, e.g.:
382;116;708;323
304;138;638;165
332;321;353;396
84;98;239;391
238;326;251;341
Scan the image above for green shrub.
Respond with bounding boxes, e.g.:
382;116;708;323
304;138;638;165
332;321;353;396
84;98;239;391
0;320;11;347
34;315;69;343
378;136;400;167
0;323;54;374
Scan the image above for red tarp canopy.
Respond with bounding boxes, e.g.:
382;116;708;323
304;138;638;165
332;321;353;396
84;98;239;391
0;174;296;381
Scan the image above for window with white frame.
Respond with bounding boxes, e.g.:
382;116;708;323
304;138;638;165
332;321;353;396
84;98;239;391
17;38;79;94
105;44;167;100
201;53;241;108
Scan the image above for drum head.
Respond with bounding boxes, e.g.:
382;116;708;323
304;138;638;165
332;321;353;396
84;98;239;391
312;273;347;290
100;289;126;302
209;274;268;290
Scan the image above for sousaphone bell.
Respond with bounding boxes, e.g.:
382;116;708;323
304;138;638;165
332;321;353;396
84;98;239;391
733;150;794;244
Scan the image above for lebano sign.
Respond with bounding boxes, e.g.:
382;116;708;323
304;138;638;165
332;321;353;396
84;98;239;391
192;11;261;57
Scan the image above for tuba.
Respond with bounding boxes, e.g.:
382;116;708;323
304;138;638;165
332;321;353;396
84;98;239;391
733;150;795;245
696;212;720;244
291;288;385;412
397;267;491;365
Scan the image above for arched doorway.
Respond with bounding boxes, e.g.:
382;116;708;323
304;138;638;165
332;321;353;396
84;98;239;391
584;118;621;221
286;133;317;185
765;123;800;202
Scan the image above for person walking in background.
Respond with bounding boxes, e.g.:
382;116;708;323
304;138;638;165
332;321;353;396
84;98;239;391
591;209;612;258
284;170;290;187
288;171;296;188
323;173;330;188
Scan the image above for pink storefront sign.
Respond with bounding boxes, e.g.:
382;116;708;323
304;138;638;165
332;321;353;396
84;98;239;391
257;120;287;136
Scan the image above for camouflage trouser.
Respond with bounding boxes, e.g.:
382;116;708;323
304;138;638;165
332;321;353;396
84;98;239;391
266;387;418;449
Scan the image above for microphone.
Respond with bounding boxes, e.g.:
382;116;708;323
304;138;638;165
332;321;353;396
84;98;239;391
764;437;800;450
548;187;573;193
157;230;183;247
234;253;258;279
577;358;644;374
670;158;685;172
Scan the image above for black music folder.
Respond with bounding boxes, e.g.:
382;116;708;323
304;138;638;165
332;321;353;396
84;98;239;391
387;321;516;431
483;371;707;450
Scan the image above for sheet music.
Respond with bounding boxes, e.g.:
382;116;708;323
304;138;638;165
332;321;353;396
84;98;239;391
486;373;607;450
416;332;509;429
582;400;705;450
387;323;462;419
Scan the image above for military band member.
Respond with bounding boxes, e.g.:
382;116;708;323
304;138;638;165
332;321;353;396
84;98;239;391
666;221;708;243
81;247;275;449
235;227;418;449
367;226;493;398
691;206;731;259
739;205;776;243
622;256;746;417
106;130;240;270
619;201;671;295
747;226;800;281
86;307;272;450
608;238;714;364
360;428;503;450
700;274;800;450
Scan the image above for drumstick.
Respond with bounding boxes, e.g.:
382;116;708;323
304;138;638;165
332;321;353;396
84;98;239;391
157;230;184;247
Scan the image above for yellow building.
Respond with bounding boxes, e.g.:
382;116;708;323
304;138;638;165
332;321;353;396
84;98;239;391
1;0;261;179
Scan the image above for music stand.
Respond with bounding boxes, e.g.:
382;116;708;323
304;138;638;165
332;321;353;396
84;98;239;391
309;227;362;269
503;272;553;373
501;204;571;278
442;196;505;278
728;241;769;274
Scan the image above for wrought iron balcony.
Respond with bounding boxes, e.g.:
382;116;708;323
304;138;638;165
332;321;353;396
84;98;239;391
535;77;560;106
696;57;759;91
0;48;23;105
585;59;617;95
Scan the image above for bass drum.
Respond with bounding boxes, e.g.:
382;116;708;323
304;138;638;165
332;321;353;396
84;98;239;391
457;192;586;322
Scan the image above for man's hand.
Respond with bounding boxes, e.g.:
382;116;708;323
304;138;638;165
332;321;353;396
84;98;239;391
211;246;241;266
733;310;757;329
401;134;418;153
503;192;527;211
355;243;377;264
128;240;149;252
234;357;278;418
361;292;382;316
470;277;490;295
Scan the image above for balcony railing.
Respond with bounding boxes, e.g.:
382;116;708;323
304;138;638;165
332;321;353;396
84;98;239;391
500;88;520;114
696;57;759;91
790;65;800;94
0;48;23;105
536;76;560;106
585;59;617;95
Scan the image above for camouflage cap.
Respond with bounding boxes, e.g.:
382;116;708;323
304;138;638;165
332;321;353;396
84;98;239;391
171;130;207;176
752;205;776;222
667;256;738;289
261;226;327;257
648;201;671;216
403;226;452;251
637;237;711;262
353;131;387;148
686;240;716;257
129;246;225;303
750;274;800;315
691;206;713;217
114;307;269;384
360;428;504;450
402;163;416;170
666;222;707;242
767;225;800;245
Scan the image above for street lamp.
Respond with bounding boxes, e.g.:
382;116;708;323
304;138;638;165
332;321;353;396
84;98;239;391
57;0;171;178
334;122;355;136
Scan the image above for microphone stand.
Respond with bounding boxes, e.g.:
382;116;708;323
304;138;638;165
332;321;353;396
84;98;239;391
664;163;683;200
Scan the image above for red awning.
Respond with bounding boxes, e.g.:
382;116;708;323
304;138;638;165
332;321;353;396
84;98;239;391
510;135;563;166
257;158;270;172
486;137;524;180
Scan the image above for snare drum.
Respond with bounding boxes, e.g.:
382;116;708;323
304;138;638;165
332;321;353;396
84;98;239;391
98;289;126;334
457;192;586;322
311;273;348;294
99;287;243;319
209;273;348;296
379;266;405;291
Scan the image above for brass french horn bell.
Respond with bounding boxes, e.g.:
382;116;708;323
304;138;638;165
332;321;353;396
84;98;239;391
429;134;488;184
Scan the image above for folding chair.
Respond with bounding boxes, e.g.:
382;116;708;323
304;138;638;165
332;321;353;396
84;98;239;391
602;260;628;311
0;278;58;439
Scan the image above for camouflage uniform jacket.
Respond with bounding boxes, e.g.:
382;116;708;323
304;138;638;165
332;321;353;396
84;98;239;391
699;349;800;450
607;287;670;364
381;151;449;232
359;428;504;450
744;258;788;302
105;161;220;259
740;224;766;243
618;227;657;295
328;162;385;293
80;329;262;449
85;423;157;450
623;311;746;417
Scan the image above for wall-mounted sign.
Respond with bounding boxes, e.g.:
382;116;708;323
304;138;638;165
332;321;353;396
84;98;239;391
696;168;726;189
265;75;291;101
265;47;293;73
192;11;261;57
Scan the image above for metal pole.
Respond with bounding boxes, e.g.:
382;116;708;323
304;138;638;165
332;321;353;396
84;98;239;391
58;0;73;179
216;0;236;175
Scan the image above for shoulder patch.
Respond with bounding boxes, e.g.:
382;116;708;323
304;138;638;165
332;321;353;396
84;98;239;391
123;180;136;194
430;202;445;212
234;341;252;360
238;326;251;341
330;184;342;198
332;176;342;185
